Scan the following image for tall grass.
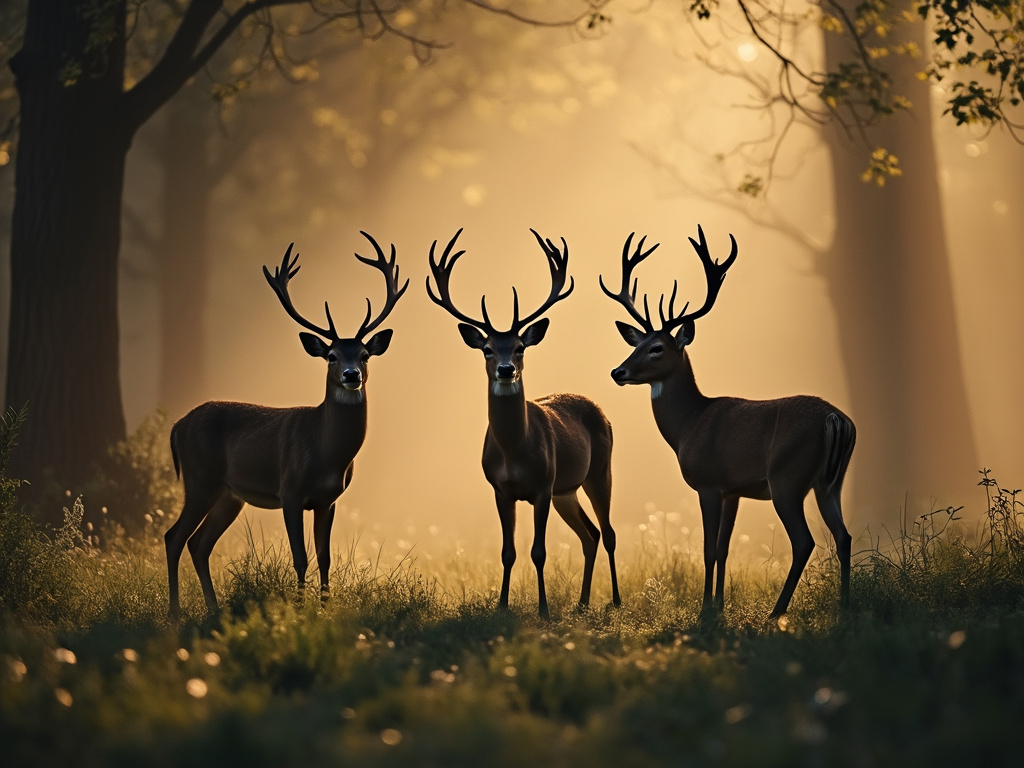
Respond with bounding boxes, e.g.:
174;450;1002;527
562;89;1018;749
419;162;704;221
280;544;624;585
3;416;1024;766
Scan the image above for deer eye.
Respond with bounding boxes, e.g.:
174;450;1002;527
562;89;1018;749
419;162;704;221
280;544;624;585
327;351;339;364
483;347;495;359
514;345;525;356
359;351;370;363
649;344;664;357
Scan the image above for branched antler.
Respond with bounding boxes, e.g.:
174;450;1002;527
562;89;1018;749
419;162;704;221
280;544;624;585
264;244;339;340
598;232;661;332
601;225;738;333
354;231;410;340
426;229;493;332
428;228;576;334
512;230;575;332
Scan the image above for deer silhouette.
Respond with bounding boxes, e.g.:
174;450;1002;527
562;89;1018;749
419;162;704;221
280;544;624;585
602;226;855;616
427;228;620;617
165;233;407;619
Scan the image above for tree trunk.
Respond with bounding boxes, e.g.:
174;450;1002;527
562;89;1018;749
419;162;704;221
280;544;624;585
5;1;129;517
823;6;978;511
157;91;212;419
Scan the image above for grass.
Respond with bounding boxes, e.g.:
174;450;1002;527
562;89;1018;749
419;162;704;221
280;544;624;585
2;413;1024;766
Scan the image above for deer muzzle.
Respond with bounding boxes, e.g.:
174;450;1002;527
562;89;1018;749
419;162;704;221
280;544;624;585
495;363;518;381
341;368;363;390
610;366;632;385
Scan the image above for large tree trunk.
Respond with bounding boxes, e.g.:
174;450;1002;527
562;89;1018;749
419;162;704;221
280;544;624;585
823;6;978;512
6;1;130;517
157;91;212;419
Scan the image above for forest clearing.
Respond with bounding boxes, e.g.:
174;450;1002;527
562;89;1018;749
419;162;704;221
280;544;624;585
2;413;1023;767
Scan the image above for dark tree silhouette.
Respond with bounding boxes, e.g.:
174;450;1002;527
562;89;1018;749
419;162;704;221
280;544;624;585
3;0;605;504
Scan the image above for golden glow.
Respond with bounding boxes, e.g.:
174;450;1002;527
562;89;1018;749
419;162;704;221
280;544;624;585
107;2;1024;572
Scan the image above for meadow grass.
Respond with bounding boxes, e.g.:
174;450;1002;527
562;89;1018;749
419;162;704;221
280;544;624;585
2;412;1024;766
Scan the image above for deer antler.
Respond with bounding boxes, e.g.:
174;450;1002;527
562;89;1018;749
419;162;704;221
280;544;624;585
264;244;339;340
425;229;495;333
601;226;737;334
354;231;410;340
427;229;575;334
599;232;661;332
509;230;575;332
664;224;738;332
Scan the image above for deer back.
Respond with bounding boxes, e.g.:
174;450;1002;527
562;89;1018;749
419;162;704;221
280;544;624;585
171;398;366;510
673;394;851;498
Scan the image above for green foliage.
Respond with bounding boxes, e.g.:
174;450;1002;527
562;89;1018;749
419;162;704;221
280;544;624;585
85;409;182;534
0;404;28;515
3;462;1024;765
917;0;1024;128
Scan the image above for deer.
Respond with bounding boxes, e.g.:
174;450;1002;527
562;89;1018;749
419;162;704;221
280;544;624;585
601;226;856;617
164;232;408;620
426;228;620;618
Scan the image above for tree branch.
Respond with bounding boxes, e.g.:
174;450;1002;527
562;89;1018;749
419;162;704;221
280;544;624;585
123;0;298;135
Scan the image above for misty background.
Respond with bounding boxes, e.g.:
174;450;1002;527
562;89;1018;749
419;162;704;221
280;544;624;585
1;2;1021;570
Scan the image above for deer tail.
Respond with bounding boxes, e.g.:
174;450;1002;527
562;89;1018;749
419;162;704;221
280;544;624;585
822;411;856;497
170;422;181;480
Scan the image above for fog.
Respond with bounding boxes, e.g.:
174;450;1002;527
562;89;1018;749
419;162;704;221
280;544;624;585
12;3;1023;568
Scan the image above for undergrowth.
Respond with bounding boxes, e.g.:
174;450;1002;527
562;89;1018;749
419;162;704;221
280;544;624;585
2;413;1024;767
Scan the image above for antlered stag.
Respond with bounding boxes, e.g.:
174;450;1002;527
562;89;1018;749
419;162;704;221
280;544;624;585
601;226;855;616
427;229;620;617
165;233;407;619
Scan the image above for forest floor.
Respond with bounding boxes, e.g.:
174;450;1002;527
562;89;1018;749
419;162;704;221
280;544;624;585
3;472;1024;768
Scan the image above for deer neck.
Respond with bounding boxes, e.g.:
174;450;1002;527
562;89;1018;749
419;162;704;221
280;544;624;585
320;381;368;459
650;352;707;448
487;380;529;452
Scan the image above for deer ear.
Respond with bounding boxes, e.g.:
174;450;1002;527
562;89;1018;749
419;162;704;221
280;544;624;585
458;323;487;349
365;328;393;357
521;318;549;348
615;321;646;347
674;320;695;349
300;332;329;358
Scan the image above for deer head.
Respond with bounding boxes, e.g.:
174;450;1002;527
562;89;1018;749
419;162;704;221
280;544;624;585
601;225;737;385
264;232;409;396
426;228;574;395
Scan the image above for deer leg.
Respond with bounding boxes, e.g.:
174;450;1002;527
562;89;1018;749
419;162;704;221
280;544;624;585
531;494;553;619
282;504;309;601
187;492;244;615
714;497;740;610
313;503;336;602
552;493;599;609
814;486;852;611
583;468;620;607
165;485;221;621
495;491;517;610
697;490;724;614
770;495;815;617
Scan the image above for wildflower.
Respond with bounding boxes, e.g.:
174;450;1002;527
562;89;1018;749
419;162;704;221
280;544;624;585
55;688;73;706
54;648;76;664
186;678;208;698
203;652;220;667
381;728;402;746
